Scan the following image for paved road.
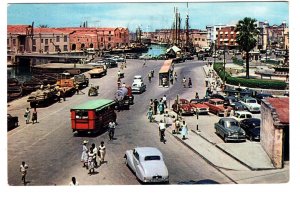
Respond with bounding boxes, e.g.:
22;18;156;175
7;59;234;185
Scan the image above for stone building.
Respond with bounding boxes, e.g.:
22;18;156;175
260;97;289;168
216;26;239;50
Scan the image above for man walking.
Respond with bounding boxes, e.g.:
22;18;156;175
158;120;166;144
91;143;98;167
162;95;167;108
20;161;28;185
153;99;158;115
98;141;106;165
108;121;116;140
32;108;37;124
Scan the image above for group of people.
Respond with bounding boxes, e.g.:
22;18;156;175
182;77;192;88
24;107;38;124
147;95;168;122
148;70;155;82
81;140;106;175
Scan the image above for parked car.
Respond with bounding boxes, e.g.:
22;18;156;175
132;81;146;94
124;147;169;183
240;88;256;98
255;93;273;104
231;101;246;111
232;111;253;122
172;99;194;115
7;114;18;131
224;96;238;107
240;97;261;113
204;98;230;116
208;94;226;101
240;118;261;141
189;99;209;115
214;118;246;143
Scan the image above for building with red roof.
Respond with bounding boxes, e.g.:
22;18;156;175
261;97;289;168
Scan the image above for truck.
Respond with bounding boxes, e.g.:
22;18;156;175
114;86;134;110
88;65;107;78
73;74;89;88
27;88;58;108
56;79;75;96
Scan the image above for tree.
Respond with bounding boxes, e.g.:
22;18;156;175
235;17;260;79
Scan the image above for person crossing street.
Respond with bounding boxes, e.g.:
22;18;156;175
108;121;116;140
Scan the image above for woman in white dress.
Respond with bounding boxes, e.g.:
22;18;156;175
87;147;95;175
81;140;88;168
181;121;188;140
98;141;106;165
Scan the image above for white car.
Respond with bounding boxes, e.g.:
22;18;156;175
232;111;253;122
132;81;146;94
240;97;261;113
124;147;169;183
133;75;143;83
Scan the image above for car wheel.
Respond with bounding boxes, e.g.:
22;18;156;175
224;136;228;143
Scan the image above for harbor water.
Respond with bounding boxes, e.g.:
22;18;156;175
142;44;167;57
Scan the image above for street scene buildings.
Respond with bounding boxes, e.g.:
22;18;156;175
6;1;290;190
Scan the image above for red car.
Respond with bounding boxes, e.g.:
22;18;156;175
204;98;231;116
172;98;194;115
189;99;209;115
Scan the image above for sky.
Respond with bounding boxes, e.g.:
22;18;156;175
7;1;289;32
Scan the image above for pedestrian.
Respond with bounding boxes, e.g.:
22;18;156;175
224;106;228;117
174;72;177;81
62;88;66;101
230;108;235;117
181;121;188;140
56;89;61;103
175;119;180;134
24;108;31;124
205;77;209;87
148;72;152;82
20;161;28;185
158;120;166;144
69;177;79;186
149;99;154;109
146;107;153;122
188;77;192;88
182;77;186;88
172;120;176;134
108;121;116;140
98;141;106;165
164;111;171;127
151;70;154;77
153;99;158;115
122;82;126;88
92;143;98;167
32;108;37;124
75;83;79;94
162;95;167;108
81;140;88;168
87;147;95;175
158;99;164;115
195;92;199;99
117;70;121;78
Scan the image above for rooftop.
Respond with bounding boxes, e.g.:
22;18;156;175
266;97;289;124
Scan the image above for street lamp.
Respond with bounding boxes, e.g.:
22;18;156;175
223;43;227;84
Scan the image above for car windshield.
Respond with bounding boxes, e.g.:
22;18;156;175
216;101;224;105
144;155;161;161
247;99;257;103
225;121;239;128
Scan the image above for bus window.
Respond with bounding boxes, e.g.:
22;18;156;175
75;110;88;119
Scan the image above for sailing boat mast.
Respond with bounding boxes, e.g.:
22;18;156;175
185;2;190;51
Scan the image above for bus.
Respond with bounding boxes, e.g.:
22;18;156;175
159;59;174;87
70;99;116;134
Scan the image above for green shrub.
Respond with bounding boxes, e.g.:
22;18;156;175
232;57;244;66
213;63;287;89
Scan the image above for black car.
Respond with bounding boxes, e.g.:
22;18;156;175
7;114;18;131
105;59;118;68
224;96;238;107
255;93;273;104
209;94;225;100
240;118;261;141
240;88;256;98
231;101;246;111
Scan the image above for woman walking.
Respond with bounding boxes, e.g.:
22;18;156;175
146;107;153;122
181;121;188;140
81;140;88;168
24;108;31;124
98;141;106;165
32;108;37;124
87;147;95;175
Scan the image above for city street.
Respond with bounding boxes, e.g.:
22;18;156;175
7;59;235;185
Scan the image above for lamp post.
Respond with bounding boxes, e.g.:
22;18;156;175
223;43;227;84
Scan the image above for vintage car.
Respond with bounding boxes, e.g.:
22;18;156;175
240;118;261;141
172;98;194;115
132;81;146;94
204;98;231;116
7;114;18;131
223;96;238;107
133;75;143;82
214;118;246;143
240;97;261;113
255;93;273;104
189;99;209;115
124;147;169;183
231;101;246;111
232;111;253;122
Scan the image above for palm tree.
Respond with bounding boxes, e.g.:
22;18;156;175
38;24;49;28
235;17;260;79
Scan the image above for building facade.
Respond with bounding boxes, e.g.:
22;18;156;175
260;97;289;168
7;25;130;54
216;26;239;50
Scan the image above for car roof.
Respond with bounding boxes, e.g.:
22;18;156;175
235;111;252;115
210;98;224;102
134;147;162;157
134;75;142;78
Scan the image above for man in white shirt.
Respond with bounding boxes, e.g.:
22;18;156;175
162;95;167;108
20;161;28;185
158;120;166;143
108;121;116;140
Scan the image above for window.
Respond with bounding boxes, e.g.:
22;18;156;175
41;39;43;43
133;150;139;161
7;39;9;45
56;36;60;42
75;110;88;119
63;45;68;51
32;39;36;45
32;46;36;52
202;38;205;41
44;46;49;52
109;31;111;34
45;39;48;45
50;39;52;43
144;156;161;161
13;39;16;46
108;37;111;41
55;45;59;51
64;35;68;42
101;37;103;42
